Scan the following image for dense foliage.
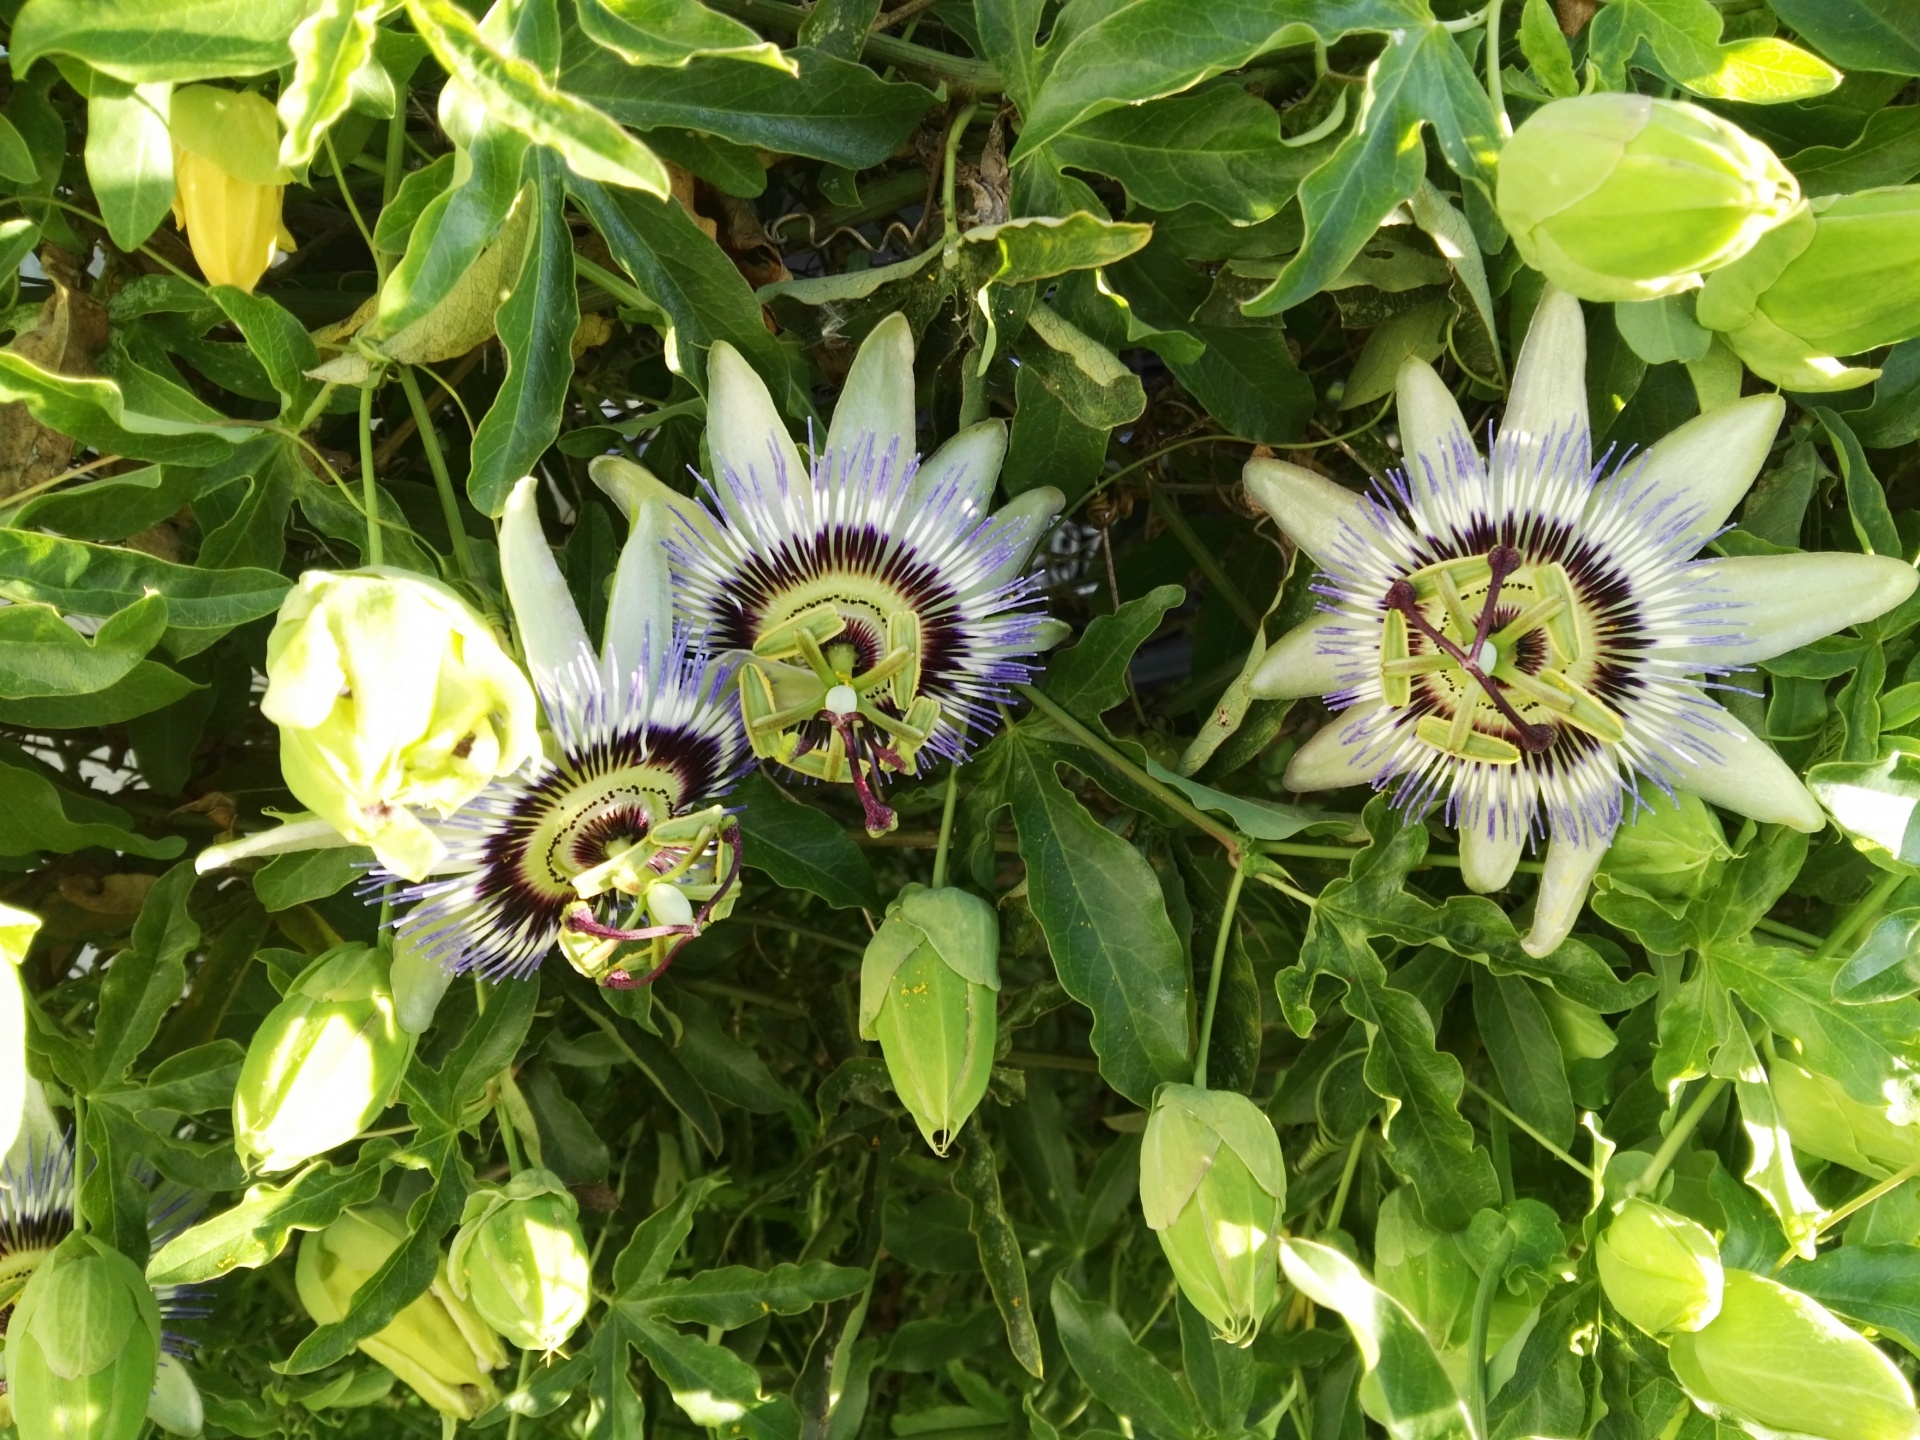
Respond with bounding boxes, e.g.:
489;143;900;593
7;1;1920;1438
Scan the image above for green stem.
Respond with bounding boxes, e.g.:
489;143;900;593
498;1096;525;1175
505;1347;534;1440
1629;1076;1728;1198
1322;1126;1367;1237
1463;1078;1595;1180
1753;916;1819;948
705;0;1002;89
360;373;385;566
1805;1158;1920;1250
400;367;480;581
70;1090;86;1236
931;763;960;890
1192;864;1247;1089
1486;0;1509;136
1014;683;1242;861
325;131;380;264
941;102;981;261
1816;869;1903;961
379;93;409;283
1467;1225;1516;1438
1146;479;1261;632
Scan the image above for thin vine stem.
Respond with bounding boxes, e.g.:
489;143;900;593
360;369;386;565
71;1090;87;1236
931;763;960;890
1628;1075;1728;1198
400;366;480;581
1815;869;1902;961
1463;1077;1595;1180
1467;1223;1516;1438
1193;863;1248;1089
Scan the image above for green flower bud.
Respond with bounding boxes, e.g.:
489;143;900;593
1496;94;1800;302
5;1231;161;1440
262;569;540;882
448;1168;591;1352
390;922;454;1036
1596;1198;1723;1336
1668;1269;1919;1440
169;85;294;295
1771;1057;1920;1177
234;943;415;1174
145;1355;204;1438
1599;789;1730;904
1139;1085;1287;1346
859;885;1001;1155
1698;186;1920;391
296;1206;505;1419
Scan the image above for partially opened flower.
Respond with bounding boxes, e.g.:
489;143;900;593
1246;288;1917;956
390;479;748;987
657;313;1063;833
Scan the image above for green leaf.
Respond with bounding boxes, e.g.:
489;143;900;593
563;41;934;169
1003;731;1192;1106
1013;0;1427;157
1814;406;1902;559
0;116;39;184
628;1315;769;1427
253;846;373;911
648;1262;868;1328
0;751;184;860
1003;366;1110;505
732;769;881;911
1590;0;1842;101
90;862;198;1087
407;978;538;1126
117;1038;244;1113
1787;106;1920;195
1782;1246;1920;1356
1278;1238;1473;1440
405;0;669;197
1472;971;1575;1151
953;1129;1043;1379
1518;0;1579;97
209;288;321;422
577;0;792;70
1043;585;1185;721
1748;0;1920;76
1615;294;1714;365
282;1141;469;1373
573;176;805;411
1050;83;1302;223
1049;1277;1202;1440
1178;1296;1255;1435
468;149;577;515
278;0;378;169
0;530;290;648
1243;23;1498;317
10;0;305;83
1709;938;1920;1113
85;79;174;252
374;123;527;337
974;0;1044;113
966;214;1153;289
613;1175;726;1295
0;593;166;699
146;1148;391;1286
0;352;247;465
1018;305;1146;429
0;662;200;730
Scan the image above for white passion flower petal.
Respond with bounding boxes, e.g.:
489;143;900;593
1251;611;1349;700
706;341;809;534
1586;393;1784;552
1460;821;1525;893
602;499;676;692
1665;687;1823;831
1494;286;1589;494
824;312;915;484
1395;358;1476;488
909;419;1007;520
1669;552;1917;667
1244;459;1369;569
502;475;591;689
1527;815;1614;958
1284;705;1396;792
588;454;721;547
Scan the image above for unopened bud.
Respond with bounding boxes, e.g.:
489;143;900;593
448;1168;592;1352
1596;1198;1723;1336
169;86;295;293
6;1231;162;1440
859;885;1001;1155
1140;1084;1287;1346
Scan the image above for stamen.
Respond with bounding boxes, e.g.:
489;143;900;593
1386;565;1556;755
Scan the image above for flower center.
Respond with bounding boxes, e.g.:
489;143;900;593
1380;543;1627;764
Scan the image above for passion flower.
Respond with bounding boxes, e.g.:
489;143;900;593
1246;288;1917;955
390;480;748;987
667;313;1064;834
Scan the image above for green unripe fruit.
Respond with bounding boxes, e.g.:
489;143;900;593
1595;1198;1723;1336
262;568;539;881
448;1168;592;1352
1698;186;1920;391
1771;1057;1920;1178
1496;94;1799;302
235;943;415;1174
5;1232;161;1440
1140;1084;1287;1346
296;1206;505;1419
1600;790;1729;904
859;885;1001;1155
1668;1270;1919;1440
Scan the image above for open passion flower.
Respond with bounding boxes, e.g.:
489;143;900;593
1246;287;1918;956
389;476;748;988
658;312;1063;834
